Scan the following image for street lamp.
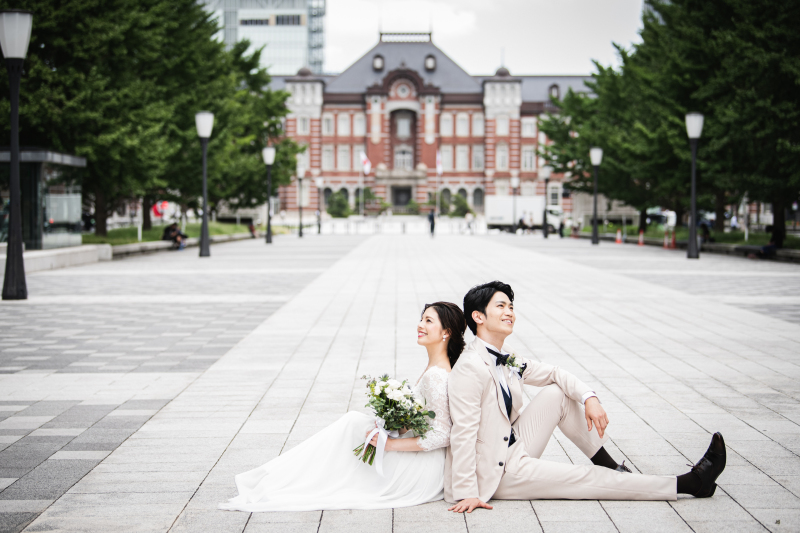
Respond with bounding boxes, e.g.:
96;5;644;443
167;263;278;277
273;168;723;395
195;111;214;257
1;10;32;301
314;177;324;234
540;165;552;239
510;176;520;234
685;112;704;259
297;167;305;238
589;147;603;245
262;146;276;244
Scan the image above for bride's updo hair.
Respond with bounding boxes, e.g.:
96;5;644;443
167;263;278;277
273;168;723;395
422;301;467;367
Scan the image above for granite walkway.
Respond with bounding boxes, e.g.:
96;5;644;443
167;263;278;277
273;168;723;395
4;233;800;532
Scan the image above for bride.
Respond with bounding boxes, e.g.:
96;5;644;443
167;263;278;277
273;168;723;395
219;301;466;512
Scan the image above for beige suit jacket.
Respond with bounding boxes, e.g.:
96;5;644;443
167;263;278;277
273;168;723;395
445;337;593;503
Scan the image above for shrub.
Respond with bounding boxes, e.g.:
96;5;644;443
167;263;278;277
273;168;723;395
450;194;474;217
327;191;351;218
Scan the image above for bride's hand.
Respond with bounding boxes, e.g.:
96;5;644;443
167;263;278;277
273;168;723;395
364;422;378;443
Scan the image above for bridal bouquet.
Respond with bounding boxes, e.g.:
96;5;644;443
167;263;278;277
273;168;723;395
354;374;436;467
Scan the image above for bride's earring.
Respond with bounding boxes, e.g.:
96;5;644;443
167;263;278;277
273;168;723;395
442;334;447;341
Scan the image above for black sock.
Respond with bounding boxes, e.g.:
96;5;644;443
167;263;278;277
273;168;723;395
590;447;619;470
677;472;701;495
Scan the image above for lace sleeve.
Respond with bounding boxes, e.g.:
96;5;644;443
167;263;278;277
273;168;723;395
416;367;451;452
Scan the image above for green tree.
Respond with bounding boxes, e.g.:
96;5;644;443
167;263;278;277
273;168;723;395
450;194;474;217
327;191;351;218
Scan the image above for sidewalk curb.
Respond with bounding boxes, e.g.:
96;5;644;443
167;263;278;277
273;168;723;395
111;232;258;259
576;232;800;263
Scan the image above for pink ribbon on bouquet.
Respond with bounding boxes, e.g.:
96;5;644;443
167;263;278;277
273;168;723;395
362;417;399;477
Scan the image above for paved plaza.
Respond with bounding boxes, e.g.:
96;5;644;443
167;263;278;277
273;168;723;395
1;234;800;532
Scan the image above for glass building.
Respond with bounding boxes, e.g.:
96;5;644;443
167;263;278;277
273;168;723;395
202;0;325;75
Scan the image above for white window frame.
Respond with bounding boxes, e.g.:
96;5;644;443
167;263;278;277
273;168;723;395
472;145;484;170
472;113;484;137
296;146;310;172
337;114;350;137
441;144;454;171
353;145;365;172
496;115;510;137
521;145;536;171
297;115;310;135
353;113;366;136
321;145;334;170
322;113;334;136
549;183;562;206
455;145;469;171
337;145;351;171
456;113;469;137
496;143;509;170
521;117;536;138
440;112;453;137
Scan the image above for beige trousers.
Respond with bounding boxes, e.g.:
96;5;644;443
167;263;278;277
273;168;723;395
494;385;677;501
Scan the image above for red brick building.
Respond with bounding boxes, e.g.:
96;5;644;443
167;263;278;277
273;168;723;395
272;32;591;218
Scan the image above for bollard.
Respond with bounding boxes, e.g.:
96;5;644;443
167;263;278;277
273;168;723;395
671;230;677;249
402;222;406;234
638;229;644;246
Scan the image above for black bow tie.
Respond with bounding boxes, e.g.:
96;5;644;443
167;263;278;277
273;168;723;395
486;347;509;366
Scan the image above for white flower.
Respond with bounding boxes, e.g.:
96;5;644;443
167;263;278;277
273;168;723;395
386;379;402;390
386;389;405;401
414;398;425;409
377;380;388;390
401;399;412;409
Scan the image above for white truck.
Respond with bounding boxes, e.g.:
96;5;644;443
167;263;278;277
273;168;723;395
484;195;562;231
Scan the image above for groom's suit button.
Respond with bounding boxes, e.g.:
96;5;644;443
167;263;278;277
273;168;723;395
503;436;509;441
499;462;504;466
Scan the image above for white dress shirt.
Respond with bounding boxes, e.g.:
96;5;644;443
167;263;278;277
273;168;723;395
478;337;597;405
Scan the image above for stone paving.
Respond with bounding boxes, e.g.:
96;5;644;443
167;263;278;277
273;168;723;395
1;233;800;532
0;236;365;533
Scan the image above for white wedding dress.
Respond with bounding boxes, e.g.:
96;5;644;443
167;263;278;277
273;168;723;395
219;366;451;512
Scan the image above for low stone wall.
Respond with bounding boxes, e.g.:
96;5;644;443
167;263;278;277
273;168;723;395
111;232;256;258
0;244;112;274
576;232;800;262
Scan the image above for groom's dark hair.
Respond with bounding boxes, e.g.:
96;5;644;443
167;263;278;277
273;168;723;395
463;281;514;335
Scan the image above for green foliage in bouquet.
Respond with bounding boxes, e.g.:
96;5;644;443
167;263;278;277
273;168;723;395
354;374;436;466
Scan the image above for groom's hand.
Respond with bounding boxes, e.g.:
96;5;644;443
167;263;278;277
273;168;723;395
585;397;609;438
448;498;493;513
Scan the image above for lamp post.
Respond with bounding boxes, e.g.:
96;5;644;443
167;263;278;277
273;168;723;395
589;147;603;245
1;10;32;301
540;165;552;238
195;111;214;257
510;176;520;234
297;167;305;238
262;146;276;244
314;177;324;234
685;112;704;259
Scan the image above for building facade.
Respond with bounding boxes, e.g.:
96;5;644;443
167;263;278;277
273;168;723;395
272;32;593;221
202;0;325;75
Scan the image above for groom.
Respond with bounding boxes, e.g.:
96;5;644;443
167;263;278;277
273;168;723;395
445;281;726;512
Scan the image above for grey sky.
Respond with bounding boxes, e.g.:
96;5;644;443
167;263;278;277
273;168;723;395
325;0;644;76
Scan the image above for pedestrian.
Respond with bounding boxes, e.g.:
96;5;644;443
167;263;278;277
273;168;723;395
465;212;474;235
428;209;436;237
558;220;565;238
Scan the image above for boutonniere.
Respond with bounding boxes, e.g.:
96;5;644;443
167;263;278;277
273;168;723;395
506;354;527;380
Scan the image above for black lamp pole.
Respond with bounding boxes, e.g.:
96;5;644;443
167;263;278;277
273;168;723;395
592;165;599;245
265;163;273;243
199;138;210;257
298;176;303;238
687;139;699;259
543;177;550;239
1;10;33;300
685;112;704;259
2;57;26;299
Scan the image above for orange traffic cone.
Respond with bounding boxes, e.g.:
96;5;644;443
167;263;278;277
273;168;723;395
638;229;644;246
616;229;622;244
670;230;677;249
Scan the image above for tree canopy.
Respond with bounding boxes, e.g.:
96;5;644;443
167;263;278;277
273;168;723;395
0;0;300;234
539;0;800;243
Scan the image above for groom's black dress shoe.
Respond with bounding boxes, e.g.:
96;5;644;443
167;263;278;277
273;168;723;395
690;432;726;498
615;461;632;473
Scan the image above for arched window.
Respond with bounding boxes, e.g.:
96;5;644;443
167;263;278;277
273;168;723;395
339;188;349;203
323;187;333;206
442;188;452;205
457;188;467;199
473;188;484;208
